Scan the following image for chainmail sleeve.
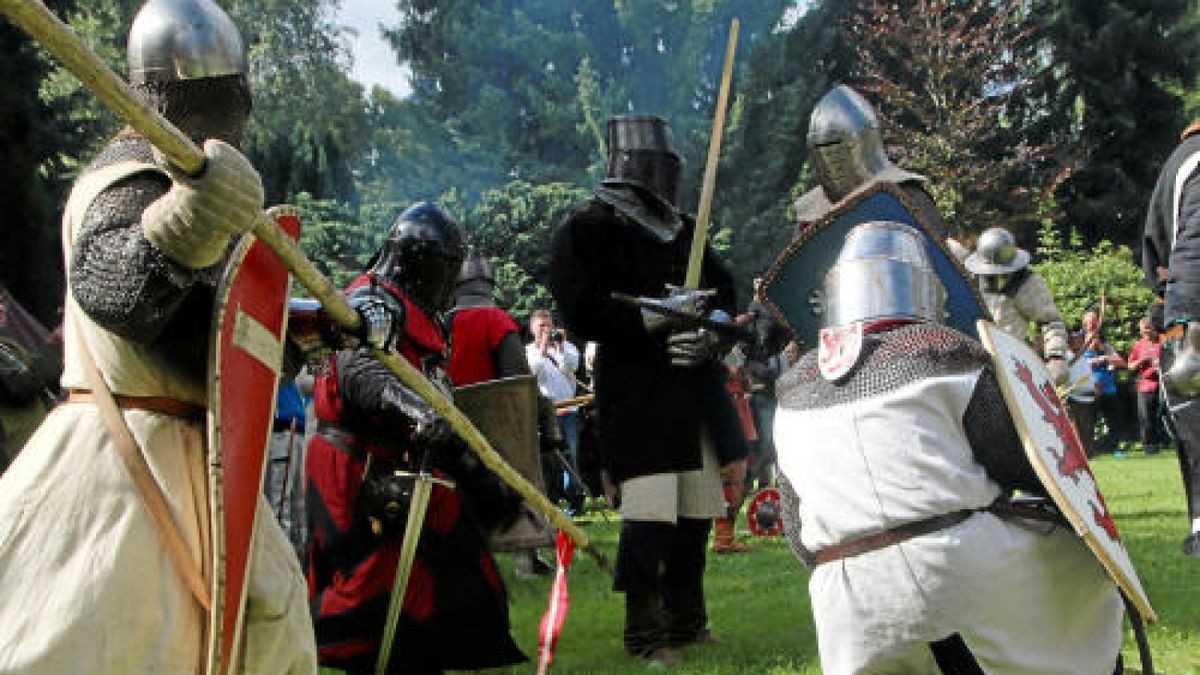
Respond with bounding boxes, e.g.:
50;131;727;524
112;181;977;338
69;136;212;343
962;364;1045;496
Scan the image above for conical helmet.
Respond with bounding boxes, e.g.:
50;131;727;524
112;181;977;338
128;0;247;85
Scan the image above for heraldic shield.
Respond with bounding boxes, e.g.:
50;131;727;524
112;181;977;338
978;319;1156;622
762;181;984;348
206;206;300;674
454;375;555;551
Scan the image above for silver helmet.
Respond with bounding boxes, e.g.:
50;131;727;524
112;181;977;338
128;0;247;85
454;250;496;309
807;85;895;202
823;221;946;327
964;227;1030;276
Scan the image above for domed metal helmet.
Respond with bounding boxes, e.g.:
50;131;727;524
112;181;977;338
371;202;466;314
454;249;497;308
823;221;946;326
964;227;1030;293
807;85;895;202
127;0;251;145
604;115;682;208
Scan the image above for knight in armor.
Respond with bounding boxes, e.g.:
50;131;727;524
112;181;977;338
1143;119;1200;556
794;85;942;233
446;250;555;578
774;221;1122;673
304;203;526;674
0;1;317;671
549;115;748;667
964;226;1070;384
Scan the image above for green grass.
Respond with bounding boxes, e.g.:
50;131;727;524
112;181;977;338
325;451;1200;673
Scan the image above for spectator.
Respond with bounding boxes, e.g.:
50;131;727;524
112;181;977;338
526;309;585;515
1065;332;1099;457
1128;317;1167;455
1084;332;1127;454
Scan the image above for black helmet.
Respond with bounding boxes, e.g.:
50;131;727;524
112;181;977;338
370;202;465;314
604;115;682;208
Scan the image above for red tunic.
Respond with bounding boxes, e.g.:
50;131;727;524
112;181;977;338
447;306;520;386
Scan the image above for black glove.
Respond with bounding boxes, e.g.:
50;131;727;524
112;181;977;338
357;458;417;538
666;327;722;368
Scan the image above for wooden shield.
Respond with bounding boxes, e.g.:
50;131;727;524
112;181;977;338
454;375;554;551
977;319;1155;622
206;206;300;674
762;181;984;348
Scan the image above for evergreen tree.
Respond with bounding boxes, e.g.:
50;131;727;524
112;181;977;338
1040;0;1199;245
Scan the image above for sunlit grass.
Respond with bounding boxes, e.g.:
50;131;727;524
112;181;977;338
322;450;1199;673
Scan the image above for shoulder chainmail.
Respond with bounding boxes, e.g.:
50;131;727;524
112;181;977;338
70;134;228;384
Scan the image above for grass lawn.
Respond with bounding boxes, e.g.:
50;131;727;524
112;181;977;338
324;451;1199;673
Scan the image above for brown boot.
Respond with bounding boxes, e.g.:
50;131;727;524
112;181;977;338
711;517;749;554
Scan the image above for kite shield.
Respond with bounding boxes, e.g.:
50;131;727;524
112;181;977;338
978;319;1155;622
453;375;554;551
762;181;984;348
206;206;300;674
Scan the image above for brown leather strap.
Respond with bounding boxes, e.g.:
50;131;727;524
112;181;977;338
815;509;978;566
72;333;212;612
67;389;205;421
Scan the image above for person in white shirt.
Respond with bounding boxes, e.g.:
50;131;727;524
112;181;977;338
526;309;584;514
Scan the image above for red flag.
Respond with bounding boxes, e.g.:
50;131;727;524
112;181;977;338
536;530;576;674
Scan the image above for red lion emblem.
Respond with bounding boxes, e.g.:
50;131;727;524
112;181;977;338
1013;359;1119;541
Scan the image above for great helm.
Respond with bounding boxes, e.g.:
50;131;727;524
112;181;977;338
604;115;683;208
371;202;466;314
128;0;247;85
823;221;946;327
807;85;895;202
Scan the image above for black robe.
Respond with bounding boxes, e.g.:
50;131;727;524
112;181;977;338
1144;130;1200;323
549;198;747;484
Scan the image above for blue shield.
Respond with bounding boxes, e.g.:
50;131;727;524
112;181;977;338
763;182;984;347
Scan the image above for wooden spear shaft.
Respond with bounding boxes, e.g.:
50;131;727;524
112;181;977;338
684;18;739;289
0;0;609;573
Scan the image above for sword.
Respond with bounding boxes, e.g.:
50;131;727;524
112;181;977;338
683;17;739;290
611;291;753;341
375;468;454;675
0;0;612;574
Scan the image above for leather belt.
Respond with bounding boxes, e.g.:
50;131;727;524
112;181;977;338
814;498;1067;566
67;389;205;422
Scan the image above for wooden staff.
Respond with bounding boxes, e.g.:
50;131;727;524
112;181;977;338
0;0;610;574
684;18;739;289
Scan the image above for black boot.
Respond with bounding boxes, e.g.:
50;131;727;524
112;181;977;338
624;593;679;667
663;583;718;647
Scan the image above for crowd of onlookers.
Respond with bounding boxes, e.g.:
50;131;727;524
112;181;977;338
1064;309;1173;458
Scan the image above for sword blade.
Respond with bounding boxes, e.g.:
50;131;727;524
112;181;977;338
375;472;437;675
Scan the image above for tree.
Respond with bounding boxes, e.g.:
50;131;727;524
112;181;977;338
844;0;1049;239
1037;0;1199;246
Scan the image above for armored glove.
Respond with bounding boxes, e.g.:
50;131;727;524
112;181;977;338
666;327;722;367
641;286;717;335
346;286;406;352
1045;356;1069;388
141;139;263;269
1164;321;1200;400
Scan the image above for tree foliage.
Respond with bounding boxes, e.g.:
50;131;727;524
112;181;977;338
1033;221;1157;353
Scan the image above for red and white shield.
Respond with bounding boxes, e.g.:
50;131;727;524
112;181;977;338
817;322;863;381
747;487;784;537
205;206;300;674
977;320;1155;622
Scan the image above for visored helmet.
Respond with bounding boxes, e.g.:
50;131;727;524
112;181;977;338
604;115;683;208
807;85;894;202
454;249;496;308
964;227;1030;293
371;202;466;314
823;221;946;327
127;0;252;145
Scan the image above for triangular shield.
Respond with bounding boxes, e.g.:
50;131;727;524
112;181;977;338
205;206;300;674
762;181;984;348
